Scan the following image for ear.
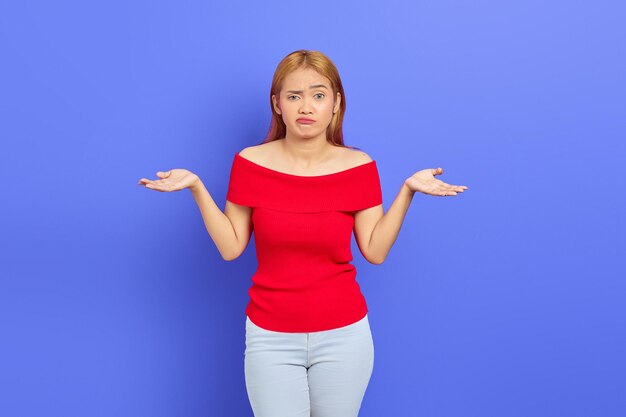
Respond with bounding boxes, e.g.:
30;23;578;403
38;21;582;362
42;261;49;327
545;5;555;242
333;92;341;114
272;94;281;115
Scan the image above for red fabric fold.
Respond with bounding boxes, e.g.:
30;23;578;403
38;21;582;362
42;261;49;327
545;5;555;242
227;153;382;212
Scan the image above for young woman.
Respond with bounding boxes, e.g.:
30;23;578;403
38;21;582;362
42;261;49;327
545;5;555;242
138;49;468;417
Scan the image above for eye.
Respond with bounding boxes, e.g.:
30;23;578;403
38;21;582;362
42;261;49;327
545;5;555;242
314;93;325;99
287;95;299;100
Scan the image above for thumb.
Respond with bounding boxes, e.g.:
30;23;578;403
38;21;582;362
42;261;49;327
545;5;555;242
432;167;443;175
157;170;171;178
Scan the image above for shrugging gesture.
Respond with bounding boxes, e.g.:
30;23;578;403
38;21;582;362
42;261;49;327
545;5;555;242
404;167;469;196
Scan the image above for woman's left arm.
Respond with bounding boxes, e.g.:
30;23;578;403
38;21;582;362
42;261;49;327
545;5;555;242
353;183;414;265
354;168;468;265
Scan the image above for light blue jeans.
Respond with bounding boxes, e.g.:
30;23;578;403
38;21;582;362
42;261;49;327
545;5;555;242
244;314;375;417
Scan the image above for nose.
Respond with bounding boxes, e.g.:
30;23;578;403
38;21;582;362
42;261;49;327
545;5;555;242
298;96;313;114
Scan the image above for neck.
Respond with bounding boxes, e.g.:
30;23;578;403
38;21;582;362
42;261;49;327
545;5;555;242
280;134;335;167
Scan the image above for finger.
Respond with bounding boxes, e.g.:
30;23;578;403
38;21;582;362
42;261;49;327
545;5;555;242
440;190;457;196
431;167;443;176
436;186;459;196
440;182;467;191
150;179;170;186
146;183;168;192
147;181;179;192
140;178;169;185
442;183;465;191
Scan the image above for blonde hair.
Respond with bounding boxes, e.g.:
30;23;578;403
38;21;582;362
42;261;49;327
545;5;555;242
263;50;356;149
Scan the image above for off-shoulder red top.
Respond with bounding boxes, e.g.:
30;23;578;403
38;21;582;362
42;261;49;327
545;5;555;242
226;152;383;332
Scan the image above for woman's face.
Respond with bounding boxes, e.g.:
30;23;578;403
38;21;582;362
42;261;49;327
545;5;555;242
272;67;341;142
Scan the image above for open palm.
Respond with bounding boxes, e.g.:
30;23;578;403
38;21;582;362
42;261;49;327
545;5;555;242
138;169;199;192
405;167;468;196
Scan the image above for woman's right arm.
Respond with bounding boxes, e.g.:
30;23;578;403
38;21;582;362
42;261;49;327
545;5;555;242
139;169;252;261
189;179;252;261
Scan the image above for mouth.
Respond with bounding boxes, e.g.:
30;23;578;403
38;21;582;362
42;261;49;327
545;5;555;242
296;118;315;124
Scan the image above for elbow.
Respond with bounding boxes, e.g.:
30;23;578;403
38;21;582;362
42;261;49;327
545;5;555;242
368;255;386;265
221;247;241;262
222;252;241;262
364;247;386;265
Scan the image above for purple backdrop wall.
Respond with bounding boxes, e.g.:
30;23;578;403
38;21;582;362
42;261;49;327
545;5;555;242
1;0;624;416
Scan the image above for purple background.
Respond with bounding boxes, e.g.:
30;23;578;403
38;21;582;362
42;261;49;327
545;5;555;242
1;1;625;416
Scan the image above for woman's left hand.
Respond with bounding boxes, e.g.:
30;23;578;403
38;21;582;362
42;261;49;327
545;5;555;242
405;167;469;196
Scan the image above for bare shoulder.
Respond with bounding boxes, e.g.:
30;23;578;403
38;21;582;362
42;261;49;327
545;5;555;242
343;147;374;165
237;144;263;158
238;141;276;164
237;146;255;159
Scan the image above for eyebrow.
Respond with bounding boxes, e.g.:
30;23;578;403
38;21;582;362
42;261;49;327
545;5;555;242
285;84;329;94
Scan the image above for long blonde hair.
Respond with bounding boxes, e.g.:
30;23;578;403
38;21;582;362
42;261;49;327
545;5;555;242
263;50;356;149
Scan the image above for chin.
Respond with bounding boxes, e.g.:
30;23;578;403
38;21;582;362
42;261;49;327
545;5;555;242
293;130;320;139
303;133;323;140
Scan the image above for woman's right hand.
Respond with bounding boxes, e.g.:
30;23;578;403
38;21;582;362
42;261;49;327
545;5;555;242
138;169;200;192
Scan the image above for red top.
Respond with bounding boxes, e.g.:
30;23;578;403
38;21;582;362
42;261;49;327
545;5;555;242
226;152;383;332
